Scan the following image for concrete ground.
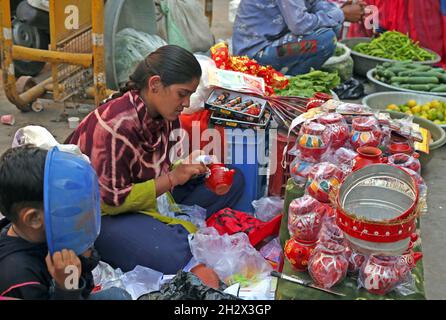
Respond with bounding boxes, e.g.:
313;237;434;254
0;0;445;299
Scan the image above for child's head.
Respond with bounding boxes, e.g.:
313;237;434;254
0;145;47;243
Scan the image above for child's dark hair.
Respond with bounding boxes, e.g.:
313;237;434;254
0;145;47;222
103;45;202;104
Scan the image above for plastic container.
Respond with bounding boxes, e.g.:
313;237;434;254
225;129;268;213
44;147;101;255
68;117;80;129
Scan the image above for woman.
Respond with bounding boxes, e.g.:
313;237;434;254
68;45;245;274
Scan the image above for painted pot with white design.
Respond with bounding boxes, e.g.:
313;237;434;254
288;195;325;242
308;241;349;289
336;164;420;256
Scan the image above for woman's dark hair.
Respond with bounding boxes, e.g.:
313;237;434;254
0;145;47;222
104;45;202;104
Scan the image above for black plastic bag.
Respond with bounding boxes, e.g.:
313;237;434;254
138;271;240;300
333;78;365;100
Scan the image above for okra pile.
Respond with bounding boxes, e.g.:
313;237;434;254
373;61;446;93
354;31;436;62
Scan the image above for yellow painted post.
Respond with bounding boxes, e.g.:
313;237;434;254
92;0;106;106
0;0;30;110
12;45;92;67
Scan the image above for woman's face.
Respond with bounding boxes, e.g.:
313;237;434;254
150;77;200;121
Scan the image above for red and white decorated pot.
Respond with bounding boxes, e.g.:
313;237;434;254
308;242;348;289
288;195;326;242
306;163;343;203
284;238;317;272
350;116;382;150
318;113;349;149
360;255;409;295
297;122;331;162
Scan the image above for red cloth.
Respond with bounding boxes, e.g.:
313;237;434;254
347;0;446;65
206;208;283;247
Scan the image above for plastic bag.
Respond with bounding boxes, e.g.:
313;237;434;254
12;125;90;163
321;43;354;82
252;197;284;222
92;261;124;290
189;227;273;286
157;194;207;228
138;271;239;300
259;238;283;271
308;241;348;289
120;266;163;300
358;255;415;296
333;78;365;100
387;153;421;174
228;0;241;23
115;28;167;85
326;147;358;175
159;0;214;53
289;153;315;185
184;55;216;115
288;195;326;243
305;162;344;203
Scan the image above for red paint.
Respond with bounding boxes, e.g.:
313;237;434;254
319;113;349;149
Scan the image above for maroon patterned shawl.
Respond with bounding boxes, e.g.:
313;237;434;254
68;90;182;206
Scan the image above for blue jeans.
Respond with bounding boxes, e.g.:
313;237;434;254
254;27;339;75
88;287;132;300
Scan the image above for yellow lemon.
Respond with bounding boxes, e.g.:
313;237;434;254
430;100;441;109
434;120;441;125
407;100;417;108
405;110;413;116
386;104;399;111
411;105;421;114
422;104;431;112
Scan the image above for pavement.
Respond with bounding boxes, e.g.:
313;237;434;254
0;0;445;299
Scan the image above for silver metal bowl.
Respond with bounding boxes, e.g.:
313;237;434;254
342;37;441;77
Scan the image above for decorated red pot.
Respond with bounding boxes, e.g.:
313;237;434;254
319;113;349;149
290;157;315;185
297;122;331;162
319;220;346;245
284;238;317;272
288;195;325;242
308;242;348;289
360;255;408;295
350;116;382;150
205;164;235;196
352;146;384;171
313;92;333;101
387;153;421;174
306;163;343;203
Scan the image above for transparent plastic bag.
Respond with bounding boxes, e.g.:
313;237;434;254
92;261;125;290
305;162;344;203
252;197;284;222
387;153;421;174
321;43;354;82
308;241;348;289
358;255;415;296
115;28;167;85
184;55;216;115
259;237;283;271
288;195;325;243
289;153;315;185
189;227;273;286
228;0;241;23
326;147;358;175
120;266;164;300
157;194;207;227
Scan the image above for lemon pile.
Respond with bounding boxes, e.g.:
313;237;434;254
386;99;446;125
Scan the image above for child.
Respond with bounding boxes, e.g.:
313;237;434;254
0;145;130;300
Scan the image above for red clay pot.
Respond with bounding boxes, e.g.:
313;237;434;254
353;146;384;171
205;164;235;196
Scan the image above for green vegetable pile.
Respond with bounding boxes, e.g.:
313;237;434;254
277;70;341;98
353;31;437;61
373;61;446;93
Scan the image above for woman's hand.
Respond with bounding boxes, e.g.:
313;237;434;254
342;0;366;23
170;162;208;186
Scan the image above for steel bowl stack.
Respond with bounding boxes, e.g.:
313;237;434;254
335;164;420;256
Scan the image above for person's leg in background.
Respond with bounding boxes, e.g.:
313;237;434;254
88;287;132;300
254;27;338;75
172;167;245;218
94;213;193;274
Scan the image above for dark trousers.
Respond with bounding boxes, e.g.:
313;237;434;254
95;168;245;273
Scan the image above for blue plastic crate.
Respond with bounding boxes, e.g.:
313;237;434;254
225;129;269;213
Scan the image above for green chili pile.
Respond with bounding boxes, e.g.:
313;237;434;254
353;31;437;61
